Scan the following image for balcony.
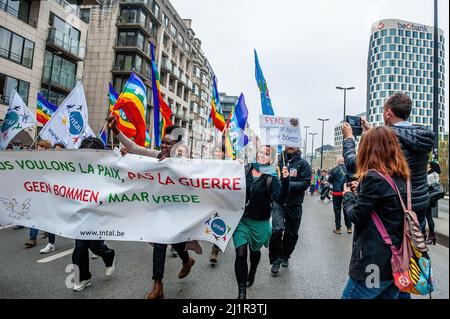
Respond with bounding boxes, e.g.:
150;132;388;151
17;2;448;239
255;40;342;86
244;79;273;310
0;0;37;27
161;58;173;73
47;27;86;61
116;16;152;38
186;79;193;91
42;66;76;92
172;67;180;79
180;73;187;85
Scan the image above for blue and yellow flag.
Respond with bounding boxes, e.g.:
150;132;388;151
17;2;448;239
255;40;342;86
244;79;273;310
254;49;274;116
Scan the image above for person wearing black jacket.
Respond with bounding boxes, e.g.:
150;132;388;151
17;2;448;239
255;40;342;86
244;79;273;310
343;93;434;231
268;147;311;275
342;126;410;299
233;145;288;299
328;157;351;234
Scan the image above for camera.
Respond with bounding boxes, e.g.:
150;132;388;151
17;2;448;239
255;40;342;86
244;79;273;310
345;115;362;137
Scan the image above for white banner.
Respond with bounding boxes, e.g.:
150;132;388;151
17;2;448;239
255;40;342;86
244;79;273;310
0;150;246;251
0;92;37;150
39;82;89;149
259;115;301;147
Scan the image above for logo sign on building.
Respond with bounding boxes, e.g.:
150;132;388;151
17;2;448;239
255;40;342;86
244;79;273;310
397;22;428;32
259;115;301;147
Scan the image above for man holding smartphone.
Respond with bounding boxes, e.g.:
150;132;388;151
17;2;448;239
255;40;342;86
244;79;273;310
342;93;434;233
269;146;311;275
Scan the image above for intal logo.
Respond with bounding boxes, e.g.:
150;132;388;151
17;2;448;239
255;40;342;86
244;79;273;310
377;23;385;30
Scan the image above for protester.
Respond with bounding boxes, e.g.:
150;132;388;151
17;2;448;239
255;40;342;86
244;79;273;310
210;142;226;264
343;93;434;232
342;126;410;299
328;157;351;234
175;143;203;256
25;140;53;248
235;145;288;299
268;147;311;275
319;170;332;203
71;137;116;292
108;116;195;299
425;161;441;245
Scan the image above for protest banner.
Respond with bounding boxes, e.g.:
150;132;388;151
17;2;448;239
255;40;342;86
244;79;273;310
0;150;245;251
259;115;301;147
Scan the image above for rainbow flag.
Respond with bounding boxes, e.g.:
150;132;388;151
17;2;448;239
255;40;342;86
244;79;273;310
209;76;226;132
225;93;249;160
113;73;147;146
150;42;172;147
109;83;137;138
36;93;58;125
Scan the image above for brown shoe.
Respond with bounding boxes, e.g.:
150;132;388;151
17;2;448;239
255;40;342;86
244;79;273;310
186;240;203;255
146;280;164;299
178;257;195;279
333;228;341;234
25;239;37;248
347;227;353;234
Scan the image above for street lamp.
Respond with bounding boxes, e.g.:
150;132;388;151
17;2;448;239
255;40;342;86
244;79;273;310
309;132;318;167
318;118;329;170
336;86;355;123
304;125;310;159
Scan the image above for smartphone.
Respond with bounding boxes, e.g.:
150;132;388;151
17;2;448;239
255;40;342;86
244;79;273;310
345;115;362;136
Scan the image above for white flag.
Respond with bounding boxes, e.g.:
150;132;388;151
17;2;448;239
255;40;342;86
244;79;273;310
0;92;37;150
39;82;89;149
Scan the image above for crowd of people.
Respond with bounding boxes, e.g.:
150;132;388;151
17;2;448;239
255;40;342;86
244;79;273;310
1;93;444;299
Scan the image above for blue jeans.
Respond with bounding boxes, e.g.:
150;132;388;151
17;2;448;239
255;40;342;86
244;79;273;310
29;228;55;244
342;277;400;299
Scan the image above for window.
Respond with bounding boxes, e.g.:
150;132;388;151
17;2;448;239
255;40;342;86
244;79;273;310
0;73;29;104
162;13;169;28
117;30;144;50
385;37;392;44
0;27;34;68
115;53;144;75
42;50;77;91
389;29;396;36
380;30;387;37
50;13;80;41
170;24;177;38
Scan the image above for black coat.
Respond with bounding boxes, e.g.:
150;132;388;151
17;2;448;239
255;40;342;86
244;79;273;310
343;125;434;212
328;164;347;193
243;164;288;221
343;171;406;282
278;152;311;206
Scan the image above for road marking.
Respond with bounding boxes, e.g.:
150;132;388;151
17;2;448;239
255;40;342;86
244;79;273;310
0;224;15;230
37;249;74;263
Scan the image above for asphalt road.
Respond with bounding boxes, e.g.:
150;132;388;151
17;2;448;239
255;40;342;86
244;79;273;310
0;194;448;299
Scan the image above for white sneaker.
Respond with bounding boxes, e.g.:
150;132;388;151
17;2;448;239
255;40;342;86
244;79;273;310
73;279;92;291
40;243;55;254
105;257;115;276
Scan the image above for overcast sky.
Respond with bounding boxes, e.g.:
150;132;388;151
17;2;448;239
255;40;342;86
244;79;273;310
172;0;449;146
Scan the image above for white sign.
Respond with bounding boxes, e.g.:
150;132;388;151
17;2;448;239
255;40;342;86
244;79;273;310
259;115;301;147
0;92;37;149
39;82;89;149
0;150;246;251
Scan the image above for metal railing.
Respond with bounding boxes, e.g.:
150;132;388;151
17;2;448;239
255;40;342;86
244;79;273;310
117;16;147;30
47;27;86;60
173;67;180;79
161;58;172;72
53;0;88;23
42;66;76;91
0;0;36;27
